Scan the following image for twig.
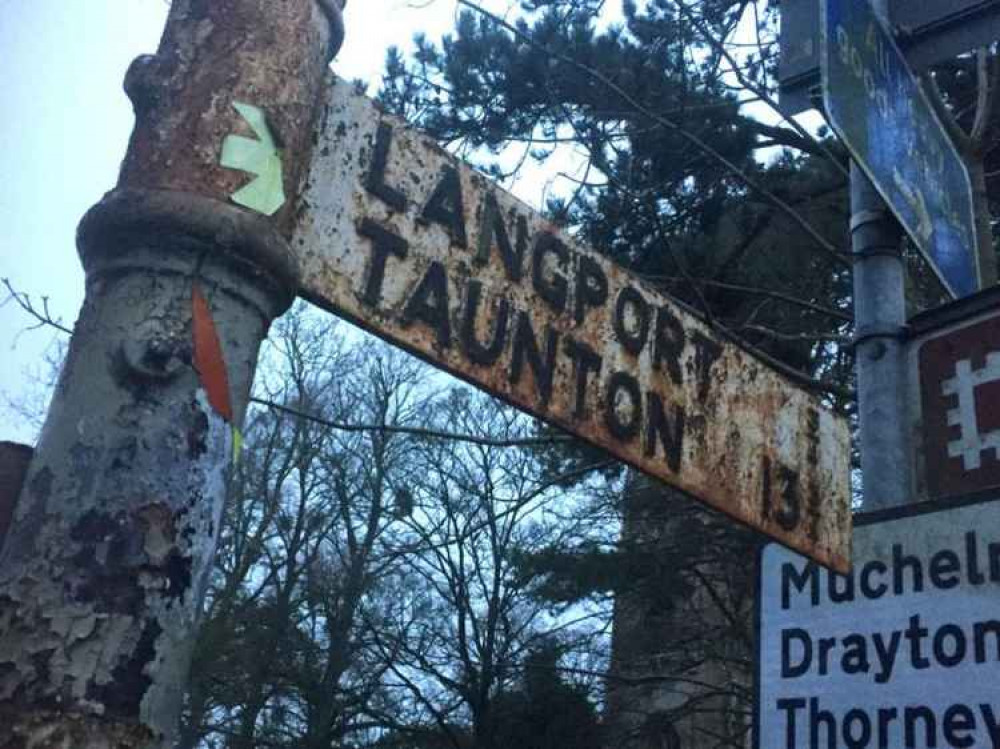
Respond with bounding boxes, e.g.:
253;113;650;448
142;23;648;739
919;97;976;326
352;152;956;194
250;397;573;449
3;280;577;449
675;0;849;178
2;278;73;335
648;275;853;322
738;324;850;345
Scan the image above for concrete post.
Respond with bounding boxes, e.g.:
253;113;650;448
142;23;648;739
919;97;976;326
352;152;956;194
0;2;342;747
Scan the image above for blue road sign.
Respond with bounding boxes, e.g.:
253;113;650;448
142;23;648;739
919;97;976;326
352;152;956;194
822;0;980;298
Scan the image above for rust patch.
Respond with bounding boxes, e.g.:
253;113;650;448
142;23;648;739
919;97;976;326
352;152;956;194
137;503;175;565
116;0;335;237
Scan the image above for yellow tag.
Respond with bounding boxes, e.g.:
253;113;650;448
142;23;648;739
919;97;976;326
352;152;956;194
232;426;244;466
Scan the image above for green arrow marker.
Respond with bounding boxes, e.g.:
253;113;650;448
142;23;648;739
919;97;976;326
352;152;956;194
220;101;285;216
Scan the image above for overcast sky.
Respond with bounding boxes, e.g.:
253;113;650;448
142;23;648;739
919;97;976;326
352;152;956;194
0;0;518;443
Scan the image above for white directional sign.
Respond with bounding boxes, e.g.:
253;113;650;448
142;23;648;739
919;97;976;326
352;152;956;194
757;497;1000;748
292;76;852;571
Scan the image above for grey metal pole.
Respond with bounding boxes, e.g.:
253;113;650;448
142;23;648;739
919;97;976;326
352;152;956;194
851;0;912;513
851;164;910;511
0;2;342;747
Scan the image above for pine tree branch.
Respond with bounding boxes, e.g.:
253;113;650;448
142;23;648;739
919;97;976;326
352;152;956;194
970;47;1000;147
674;0;850;178
922;67;972;153
454;0;851;269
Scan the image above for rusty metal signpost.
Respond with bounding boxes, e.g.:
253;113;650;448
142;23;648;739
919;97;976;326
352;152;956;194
292;78;853;572
0;1;853;746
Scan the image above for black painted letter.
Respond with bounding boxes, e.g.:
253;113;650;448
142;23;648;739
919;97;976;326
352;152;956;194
564;337;602;420
531;233;569;314
402;261;452;349
358;218;409;307
421;166;467;247
605;371;642;442
645;391;684;472
691;332;723;401
461;280;509;366
366;122;407;211
476;193;526;281
614;286;651;355
762;456;802;532
653;306;685;386
509;312;559;407
574;255;608;324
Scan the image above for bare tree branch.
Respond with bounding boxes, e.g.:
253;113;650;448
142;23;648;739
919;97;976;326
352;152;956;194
251;397;573;449
2;278;73;335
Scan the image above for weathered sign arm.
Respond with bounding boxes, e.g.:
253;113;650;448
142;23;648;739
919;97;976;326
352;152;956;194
293;78;853;572
0;2;339;746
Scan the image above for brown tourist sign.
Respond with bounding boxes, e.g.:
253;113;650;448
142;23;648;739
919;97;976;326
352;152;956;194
292;77;852;572
906;286;1000;501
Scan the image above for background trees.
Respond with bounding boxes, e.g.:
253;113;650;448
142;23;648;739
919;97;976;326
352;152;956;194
170;308;608;748
180;311;434;748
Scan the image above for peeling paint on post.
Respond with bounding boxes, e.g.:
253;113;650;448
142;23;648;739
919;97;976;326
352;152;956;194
293;78;853;572
0;2;342;747
0;443;32;550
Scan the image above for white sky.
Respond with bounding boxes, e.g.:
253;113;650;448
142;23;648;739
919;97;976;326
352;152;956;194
0;0;528;443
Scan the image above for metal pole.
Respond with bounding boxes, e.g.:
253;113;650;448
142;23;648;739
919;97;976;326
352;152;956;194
0;2;342;747
851;163;910;511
